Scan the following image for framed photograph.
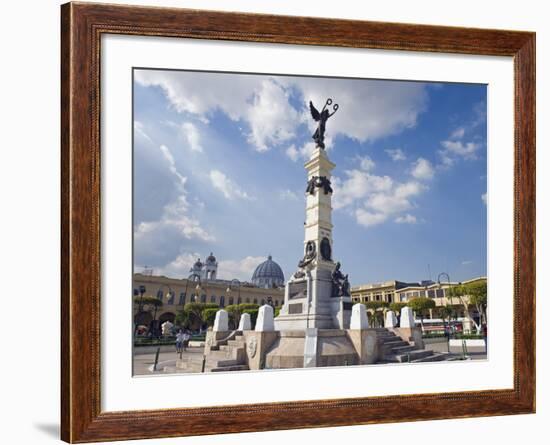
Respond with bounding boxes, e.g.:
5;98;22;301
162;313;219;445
61;2;535;442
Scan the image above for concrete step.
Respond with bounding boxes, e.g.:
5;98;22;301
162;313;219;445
391;345;417;354
206;358;241;367
227;340;246;347
411;352;449;363
393;349;433;362
211;365;249;372
234;335;245;342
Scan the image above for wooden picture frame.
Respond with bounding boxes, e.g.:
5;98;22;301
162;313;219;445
61;2;535;442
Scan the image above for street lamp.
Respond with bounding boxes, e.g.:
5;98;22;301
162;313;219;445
133;285;146;336
226;279;241;305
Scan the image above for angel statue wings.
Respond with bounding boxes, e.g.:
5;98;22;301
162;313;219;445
309;98;339;149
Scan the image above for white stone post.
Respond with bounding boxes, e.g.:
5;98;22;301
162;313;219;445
400;306;415;328
213;309;228;332
238;313;252;331
350;303;369;329
385;310;397;328
255;305;275;332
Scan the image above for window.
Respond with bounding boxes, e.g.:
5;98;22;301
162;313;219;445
219;296;225;307
427;290;436;298
237;297;242;304
253;298;258;304
436;289;445;298
210;295;216;303
200;294;206;303
261;299;266;305
156;290;163;299
179;292;186;305
228;297;234;306
246;298;250;303
275;300;279;306
167;291;175;305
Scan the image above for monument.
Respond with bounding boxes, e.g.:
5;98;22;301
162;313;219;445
191;98;449;374
275;98;353;330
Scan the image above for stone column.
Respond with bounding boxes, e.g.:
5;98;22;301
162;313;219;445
385;310;398;328
213;309;228;332
238;313;252;331
400;306;415;328
255;305;274;332
350;303;369;329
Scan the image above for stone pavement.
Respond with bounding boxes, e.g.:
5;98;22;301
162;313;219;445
133;346;205;375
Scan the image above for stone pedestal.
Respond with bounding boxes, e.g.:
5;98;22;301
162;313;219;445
213;309;228;332
385;310;398;328
400;306;416;328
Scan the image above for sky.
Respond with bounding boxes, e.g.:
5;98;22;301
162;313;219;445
133;68;487;285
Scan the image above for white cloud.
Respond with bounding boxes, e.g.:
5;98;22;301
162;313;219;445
279;189;300;201
440;140;481;160
450;127;466;139
333;161;427;228
245;79;299;151
332;170;393;210
481;192;487;205
136;70;428;154
217;256;267;281
385;148;406;161
134;144;214;248
134;121;152;142
286;77;428;143
395;214;417;224
357;155;375;171
355;209;388;227
181;122;203;152
411;157;435;180
209;169;254;200
285;141;317;162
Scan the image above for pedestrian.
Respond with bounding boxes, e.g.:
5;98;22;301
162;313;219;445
182;331;191;352
175;329;185;354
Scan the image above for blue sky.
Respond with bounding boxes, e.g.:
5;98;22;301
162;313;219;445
133;69;487;285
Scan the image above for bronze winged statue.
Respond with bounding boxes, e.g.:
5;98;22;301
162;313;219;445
309;98;339;149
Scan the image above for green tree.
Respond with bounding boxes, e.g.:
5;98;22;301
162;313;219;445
176;302;218;331
202;308;219;328
225;303;260;329
364;301;388;327
438;304;455;335
407;297;435;331
134;296;163;336
447;281;487;334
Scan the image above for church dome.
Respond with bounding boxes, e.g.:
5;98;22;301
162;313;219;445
251;255;285;288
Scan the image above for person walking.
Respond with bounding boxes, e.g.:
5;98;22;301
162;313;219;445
175;329;185;355
182;331;191;352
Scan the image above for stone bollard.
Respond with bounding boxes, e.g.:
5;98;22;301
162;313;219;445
238;312;252;331
255;305;274;332
213;309;229;332
385;310;398;328
350;303;369;329
400;306;415;328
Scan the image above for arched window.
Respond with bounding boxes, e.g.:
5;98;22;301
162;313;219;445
167;291;175;305
210;295;216;303
156;290;164;299
179;292;186;305
228;297;234;306
219;296;225;307
200;294;206;303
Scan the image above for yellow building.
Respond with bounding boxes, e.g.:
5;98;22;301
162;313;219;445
351;276;487;332
133;254;285;331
